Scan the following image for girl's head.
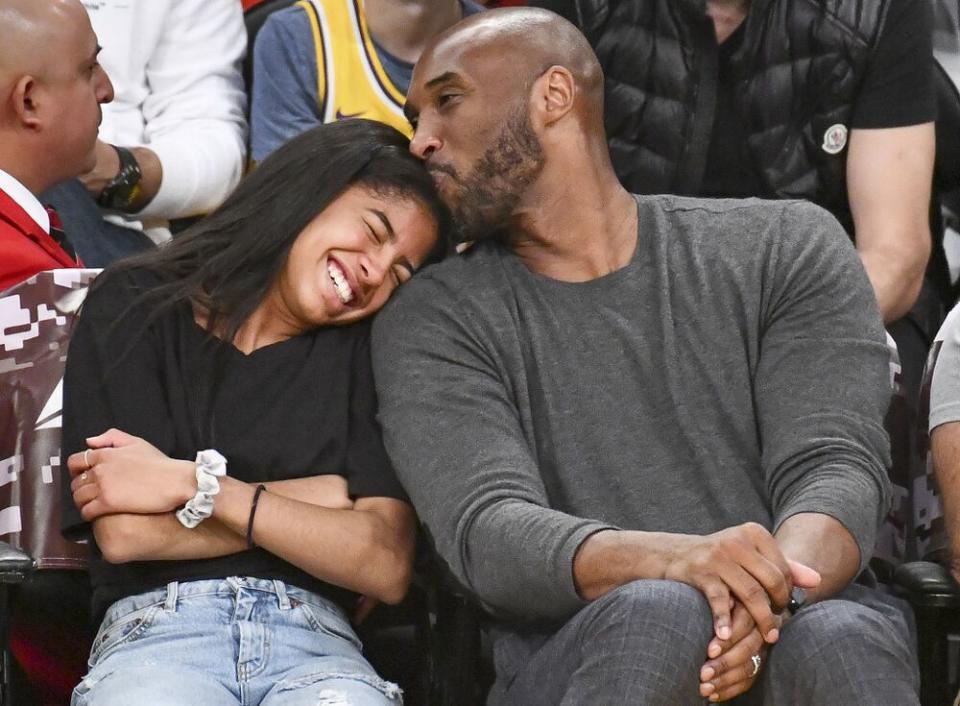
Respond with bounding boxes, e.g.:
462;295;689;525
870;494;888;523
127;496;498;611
106;119;451;339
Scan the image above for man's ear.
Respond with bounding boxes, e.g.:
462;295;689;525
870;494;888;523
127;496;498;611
11;76;42;130
532;66;576;127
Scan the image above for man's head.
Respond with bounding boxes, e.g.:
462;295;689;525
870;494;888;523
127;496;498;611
0;0;113;193
405;8;605;242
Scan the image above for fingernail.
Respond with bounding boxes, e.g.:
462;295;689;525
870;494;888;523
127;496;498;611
709;695;720;702
701;667;715;681
766;628;779;642
718;625;731;640
708;643;721;658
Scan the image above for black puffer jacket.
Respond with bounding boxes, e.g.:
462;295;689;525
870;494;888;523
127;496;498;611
567;0;887;233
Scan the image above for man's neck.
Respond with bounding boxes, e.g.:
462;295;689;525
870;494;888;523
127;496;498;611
365;0;464;64
507;169;639;283
706;0;750;43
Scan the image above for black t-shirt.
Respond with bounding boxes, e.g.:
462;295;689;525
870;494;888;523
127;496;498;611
61;269;406;621
701;0;937;197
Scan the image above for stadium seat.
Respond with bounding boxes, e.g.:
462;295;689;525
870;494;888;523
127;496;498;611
0;270;98;705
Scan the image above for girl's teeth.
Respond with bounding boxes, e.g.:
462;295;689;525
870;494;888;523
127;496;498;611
327;262;355;304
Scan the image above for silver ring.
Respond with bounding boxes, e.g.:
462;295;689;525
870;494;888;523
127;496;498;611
750;654;762;677
80;472;88;483
83;449;92;469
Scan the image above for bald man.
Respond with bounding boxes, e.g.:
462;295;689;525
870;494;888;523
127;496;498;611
0;0;113;291
373;8;919;705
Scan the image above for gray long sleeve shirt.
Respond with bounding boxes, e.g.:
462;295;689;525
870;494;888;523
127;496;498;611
372;194;892;623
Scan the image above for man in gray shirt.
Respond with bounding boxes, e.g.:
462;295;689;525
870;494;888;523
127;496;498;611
373;8;919;704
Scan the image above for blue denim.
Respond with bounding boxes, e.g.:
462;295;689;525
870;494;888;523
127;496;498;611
71;577;403;706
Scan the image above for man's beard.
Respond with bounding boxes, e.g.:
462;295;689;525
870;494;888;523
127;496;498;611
431;107;545;243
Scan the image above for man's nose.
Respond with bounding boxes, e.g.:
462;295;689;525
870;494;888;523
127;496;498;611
98;70;115;104
410;128;441;161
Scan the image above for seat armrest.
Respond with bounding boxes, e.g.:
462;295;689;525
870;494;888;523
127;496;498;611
0;541;36;584
893;560;960;608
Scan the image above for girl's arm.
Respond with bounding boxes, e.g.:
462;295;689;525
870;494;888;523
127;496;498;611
69;430;415;603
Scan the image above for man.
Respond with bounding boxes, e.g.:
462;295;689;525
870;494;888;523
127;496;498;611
373;8;919;704
249;0;483;162
539;0;941;408
43;0;248;265
0;0;114;292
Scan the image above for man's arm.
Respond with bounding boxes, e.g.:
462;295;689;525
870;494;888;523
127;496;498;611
373;277;616;621
79;140;163;213
931;423;960;581
84;0;247;219
758;202;893;582
774;513;861;602
847;123;935;323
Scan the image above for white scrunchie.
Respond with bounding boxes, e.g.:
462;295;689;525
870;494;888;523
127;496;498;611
176;449;227;529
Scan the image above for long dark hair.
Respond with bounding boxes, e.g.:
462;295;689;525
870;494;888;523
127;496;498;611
97;118;451;344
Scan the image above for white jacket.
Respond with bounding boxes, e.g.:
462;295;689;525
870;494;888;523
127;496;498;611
86;0;248;238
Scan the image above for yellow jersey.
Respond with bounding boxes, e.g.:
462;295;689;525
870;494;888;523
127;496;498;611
299;0;412;137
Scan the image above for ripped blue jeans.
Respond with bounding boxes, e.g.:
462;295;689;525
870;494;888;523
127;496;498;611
71;577;403;706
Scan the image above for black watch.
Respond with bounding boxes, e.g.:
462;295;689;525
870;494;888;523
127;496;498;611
787;587;807;616
97;145;143;211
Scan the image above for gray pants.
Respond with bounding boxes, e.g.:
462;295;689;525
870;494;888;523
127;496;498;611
489;579;919;705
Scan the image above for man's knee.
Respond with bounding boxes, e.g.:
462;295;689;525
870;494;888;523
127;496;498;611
766;596;919;701
584;579;714;649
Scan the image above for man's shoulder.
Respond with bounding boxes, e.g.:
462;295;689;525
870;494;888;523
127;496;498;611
375;245;509;331
640;193;843;250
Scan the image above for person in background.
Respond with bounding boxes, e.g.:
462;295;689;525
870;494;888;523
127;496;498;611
537;0;941;405
0;0;113;291
249;0;483;162
43;0;247;266
374;8;919;704
61;119;449;705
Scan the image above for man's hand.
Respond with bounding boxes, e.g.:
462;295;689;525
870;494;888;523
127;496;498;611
699;601;776;702
662;523;820;644
67;428;195;520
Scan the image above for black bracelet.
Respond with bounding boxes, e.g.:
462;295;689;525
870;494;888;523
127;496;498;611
246;484;267;550
97;145;143;211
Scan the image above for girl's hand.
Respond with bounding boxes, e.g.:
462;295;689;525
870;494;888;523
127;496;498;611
67;429;196;521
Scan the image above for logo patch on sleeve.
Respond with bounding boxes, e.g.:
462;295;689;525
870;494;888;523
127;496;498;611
822;124;848;155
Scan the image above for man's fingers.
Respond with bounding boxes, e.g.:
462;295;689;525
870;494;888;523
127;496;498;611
787;558;821;589
718;564;780;643
707;602;754;659
701;640;765;702
700;579;734;641
702;628;764;687
734;551;791;613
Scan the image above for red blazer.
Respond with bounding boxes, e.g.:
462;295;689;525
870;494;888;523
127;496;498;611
0;188;80;293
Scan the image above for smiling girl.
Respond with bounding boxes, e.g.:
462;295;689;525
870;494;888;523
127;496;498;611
60;119;449;706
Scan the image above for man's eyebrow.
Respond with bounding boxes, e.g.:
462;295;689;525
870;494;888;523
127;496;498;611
424;71;462;90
